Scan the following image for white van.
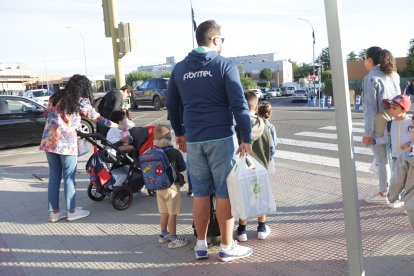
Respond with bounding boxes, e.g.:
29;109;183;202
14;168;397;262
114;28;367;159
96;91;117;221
281;86;296;96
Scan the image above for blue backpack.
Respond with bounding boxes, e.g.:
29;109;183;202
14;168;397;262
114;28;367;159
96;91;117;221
138;147;176;190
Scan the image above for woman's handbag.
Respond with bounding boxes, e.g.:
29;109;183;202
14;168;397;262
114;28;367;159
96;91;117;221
226;154;276;220
77;138;90;157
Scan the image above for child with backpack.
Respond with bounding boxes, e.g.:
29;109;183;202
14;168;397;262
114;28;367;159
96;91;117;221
140;125;188;248
235;91;273;242
257;101;278;160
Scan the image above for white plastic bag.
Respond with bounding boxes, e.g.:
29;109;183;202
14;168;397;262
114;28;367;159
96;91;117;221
226;155;276;220
77;138;90;157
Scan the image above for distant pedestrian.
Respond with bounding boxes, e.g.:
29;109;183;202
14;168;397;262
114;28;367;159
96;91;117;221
120;84;133;119
153;125;189;249
404;79;414;104
167;20;253;262
388;116;414;230
362;47;400;205
40;74;119;222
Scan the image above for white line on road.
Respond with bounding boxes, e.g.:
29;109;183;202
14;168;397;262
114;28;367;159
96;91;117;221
320;126;365;133
280;138;372;155
145;114;168;126
276;150;372;173
295;131;364;142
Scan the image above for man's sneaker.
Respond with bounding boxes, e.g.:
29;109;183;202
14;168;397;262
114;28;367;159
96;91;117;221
388;200;404;209
168;237;188;249
218;241;253;262
194;244;209;259
257;225;271;240
187;190;193;197
48;211;67;223
159;234;170;243
365;194;388;205
67;208;90;221
235;229;248;242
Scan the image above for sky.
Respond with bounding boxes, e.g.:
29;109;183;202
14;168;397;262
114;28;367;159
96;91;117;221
0;0;412;79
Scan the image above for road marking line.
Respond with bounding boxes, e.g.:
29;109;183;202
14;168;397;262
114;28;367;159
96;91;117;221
276;150;372;173
320;126;365;133
280;138;372;155
145;114;168;126
295;131;364;142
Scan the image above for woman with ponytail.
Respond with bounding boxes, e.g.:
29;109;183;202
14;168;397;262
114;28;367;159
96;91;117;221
362;47;401;205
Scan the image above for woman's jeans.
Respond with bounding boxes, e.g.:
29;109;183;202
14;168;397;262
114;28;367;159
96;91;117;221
372;144;391;193
46;152;77;211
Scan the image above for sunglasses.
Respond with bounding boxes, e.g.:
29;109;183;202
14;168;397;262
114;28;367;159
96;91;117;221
210;36;225;43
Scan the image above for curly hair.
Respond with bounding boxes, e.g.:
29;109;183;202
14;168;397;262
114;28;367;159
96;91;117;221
50;74;92;114
258;101;272;120
366;47;396;76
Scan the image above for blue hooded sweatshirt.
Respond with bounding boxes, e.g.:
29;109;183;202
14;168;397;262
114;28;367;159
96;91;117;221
166;49;252;143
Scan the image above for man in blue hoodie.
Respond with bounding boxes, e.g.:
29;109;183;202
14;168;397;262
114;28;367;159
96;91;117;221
167;20;253;262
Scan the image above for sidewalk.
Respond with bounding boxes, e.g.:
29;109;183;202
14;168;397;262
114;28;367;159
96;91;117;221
1;155;413;275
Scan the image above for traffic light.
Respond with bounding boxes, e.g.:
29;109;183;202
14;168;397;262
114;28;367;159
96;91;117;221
102;0;111;37
118;22;135;53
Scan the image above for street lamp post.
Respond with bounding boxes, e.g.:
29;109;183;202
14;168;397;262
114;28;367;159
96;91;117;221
32;49;49;90
298;18;318;106
66;26;88;77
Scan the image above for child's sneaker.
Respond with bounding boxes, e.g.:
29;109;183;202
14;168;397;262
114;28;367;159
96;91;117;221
218;241;253;262
168;237;188;249
235;229;248;242
194;244;209;259
257;225;271;240
159;234;170;243
388;200;404;209
365;193;388;205
48;211;67;223
67;208;90;221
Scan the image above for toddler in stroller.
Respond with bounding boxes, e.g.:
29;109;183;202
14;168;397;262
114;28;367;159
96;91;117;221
81;131;150;210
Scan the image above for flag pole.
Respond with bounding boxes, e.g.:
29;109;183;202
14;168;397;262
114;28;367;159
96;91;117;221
190;0;196;49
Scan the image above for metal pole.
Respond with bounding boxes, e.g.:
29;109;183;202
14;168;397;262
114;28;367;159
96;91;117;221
107;0;125;88
66;27;88;77
32;49;48;90
323;1;364;275
298;18;316;105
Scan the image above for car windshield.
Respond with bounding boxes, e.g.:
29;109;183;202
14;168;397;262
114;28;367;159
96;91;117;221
32;90;52;97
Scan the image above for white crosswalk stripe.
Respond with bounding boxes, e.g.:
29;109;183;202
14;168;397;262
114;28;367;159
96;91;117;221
276;120;373;173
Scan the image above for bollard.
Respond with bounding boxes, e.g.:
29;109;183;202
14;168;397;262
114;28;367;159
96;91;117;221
355;95;361;111
308;96;312;107
327;96;332;108
321;96;326;108
312;97;316;107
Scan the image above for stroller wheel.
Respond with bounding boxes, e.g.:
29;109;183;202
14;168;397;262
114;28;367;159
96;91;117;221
111;186;133;210
148;189;156;197
87;183;106;201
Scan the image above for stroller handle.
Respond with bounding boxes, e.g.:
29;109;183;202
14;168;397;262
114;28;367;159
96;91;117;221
77;131;105;140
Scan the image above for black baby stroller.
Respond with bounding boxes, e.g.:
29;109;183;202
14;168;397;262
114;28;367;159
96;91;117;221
193;195;221;245
79;132;150;211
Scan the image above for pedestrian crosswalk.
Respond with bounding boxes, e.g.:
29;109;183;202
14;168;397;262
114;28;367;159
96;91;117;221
276;121;374;173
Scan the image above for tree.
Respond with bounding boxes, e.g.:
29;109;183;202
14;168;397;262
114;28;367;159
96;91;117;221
318;47;330;70
259;68;272;82
321;69;333;97
126;71;157;86
240;76;257;90
403;38;414;76
161;71;171;78
357;49;366;61
347;51;358;61
290;59;312;80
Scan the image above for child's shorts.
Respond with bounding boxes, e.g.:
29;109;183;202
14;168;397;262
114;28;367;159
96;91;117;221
156;184;182;215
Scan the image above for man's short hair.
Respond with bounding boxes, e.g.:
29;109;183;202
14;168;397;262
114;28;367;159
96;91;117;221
196;20;221;46
109;110;126;123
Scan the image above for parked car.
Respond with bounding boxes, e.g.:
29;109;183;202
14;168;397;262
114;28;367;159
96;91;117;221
0;95;96;149
0;95;46;149
281;86;296;96
291;89;308;103
268;88;281;97
131;78;168;110
23;89;53;107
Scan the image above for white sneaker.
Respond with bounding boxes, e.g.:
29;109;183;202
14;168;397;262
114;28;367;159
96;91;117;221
48;211;67;222
235;229;248;242
403;209;408;215
67;208;90;221
365;194;388;205
194;244;209;259
388;200;404;209
257;225;271;240
168;237;188;249
218;241;253;262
